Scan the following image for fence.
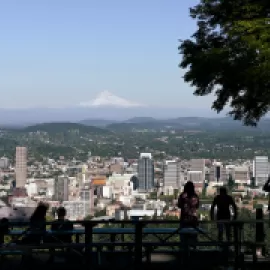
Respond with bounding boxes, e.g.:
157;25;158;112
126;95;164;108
0;211;269;269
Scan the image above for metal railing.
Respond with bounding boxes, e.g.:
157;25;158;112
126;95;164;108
0;215;269;269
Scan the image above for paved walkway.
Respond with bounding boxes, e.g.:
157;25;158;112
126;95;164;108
1;251;270;270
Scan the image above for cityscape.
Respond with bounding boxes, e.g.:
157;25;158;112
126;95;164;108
0;124;269;221
1;0;270;269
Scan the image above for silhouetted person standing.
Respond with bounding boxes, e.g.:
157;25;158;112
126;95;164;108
178;181;200;228
178;181;200;252
210;187;237;242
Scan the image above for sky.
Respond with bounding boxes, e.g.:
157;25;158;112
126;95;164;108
0;0;215;109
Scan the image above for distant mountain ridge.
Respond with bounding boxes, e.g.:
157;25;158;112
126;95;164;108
0;106;223;125
3;117;270;133
22;122;111;134
105;117;270;131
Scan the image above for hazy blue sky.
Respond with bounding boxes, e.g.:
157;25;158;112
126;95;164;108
0;0;215;109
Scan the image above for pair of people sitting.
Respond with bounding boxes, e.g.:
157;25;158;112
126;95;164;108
18;204;73;245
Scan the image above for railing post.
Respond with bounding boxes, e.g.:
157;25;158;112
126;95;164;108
0;218;9;246
121;222;124;248
233;221;240;270
84;221;94;266
110;233;116;252
255;208;265;257
134;221;143;267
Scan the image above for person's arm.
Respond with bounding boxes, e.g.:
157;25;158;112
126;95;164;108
196;196;200;209
263;178;270;192
210;197;217;220
177;194;182;208
230;197;238;220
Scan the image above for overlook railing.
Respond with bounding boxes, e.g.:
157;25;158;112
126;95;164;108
0;215;270;269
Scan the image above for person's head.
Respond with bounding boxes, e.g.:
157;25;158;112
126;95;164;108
219;187;227;196
57;207;67;219
30;202;48;221
184;181;195;196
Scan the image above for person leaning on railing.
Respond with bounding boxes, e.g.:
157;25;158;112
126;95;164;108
263;176;270;210
51;207;73;244
210;187;237;242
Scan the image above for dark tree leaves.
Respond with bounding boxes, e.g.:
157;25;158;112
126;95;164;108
179;0;270;126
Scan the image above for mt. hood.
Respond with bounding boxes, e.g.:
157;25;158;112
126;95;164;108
79;91;145;108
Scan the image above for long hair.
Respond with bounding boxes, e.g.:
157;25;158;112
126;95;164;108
183;181;196;197
30;202;48;222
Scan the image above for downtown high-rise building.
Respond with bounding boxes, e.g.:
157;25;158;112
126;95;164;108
54;176;69;202
15;147;27;188
163;160;181;189
137;153;154;192
189;159;206;182
253;156;269;186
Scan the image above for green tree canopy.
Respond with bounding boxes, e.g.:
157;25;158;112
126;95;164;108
179;0;270;125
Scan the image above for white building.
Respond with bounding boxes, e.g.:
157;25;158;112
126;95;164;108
187;171;204;184
63;201;91;220
253;156;269;186
163;160;181;189
190;159;205;181
0;157;10;169
102;186;113;198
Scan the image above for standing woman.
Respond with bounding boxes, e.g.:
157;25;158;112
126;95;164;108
178;181;200;227
177;181;200;246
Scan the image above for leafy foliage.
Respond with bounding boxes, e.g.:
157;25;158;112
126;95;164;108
179;0;270;125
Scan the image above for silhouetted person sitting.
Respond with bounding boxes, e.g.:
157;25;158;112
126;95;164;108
0;218;9;246
20;202;48;245
51;207;73;244
49;207;74;263
210;187;237;242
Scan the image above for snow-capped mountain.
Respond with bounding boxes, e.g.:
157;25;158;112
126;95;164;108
79;91;145;108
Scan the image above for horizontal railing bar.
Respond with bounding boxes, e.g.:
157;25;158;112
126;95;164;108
7;227;201;235
0;241;261;250
4;219;270;226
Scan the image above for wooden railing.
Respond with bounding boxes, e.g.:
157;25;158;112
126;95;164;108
0;214;269;269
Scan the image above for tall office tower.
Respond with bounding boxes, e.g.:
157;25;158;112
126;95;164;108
79;179;94;217
190;159;206;182
163;160;181;188
0;157;10;169
54;176;69;202
210;161;227;183
15;147;27;188
253;156;269;186
137;153;154;192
